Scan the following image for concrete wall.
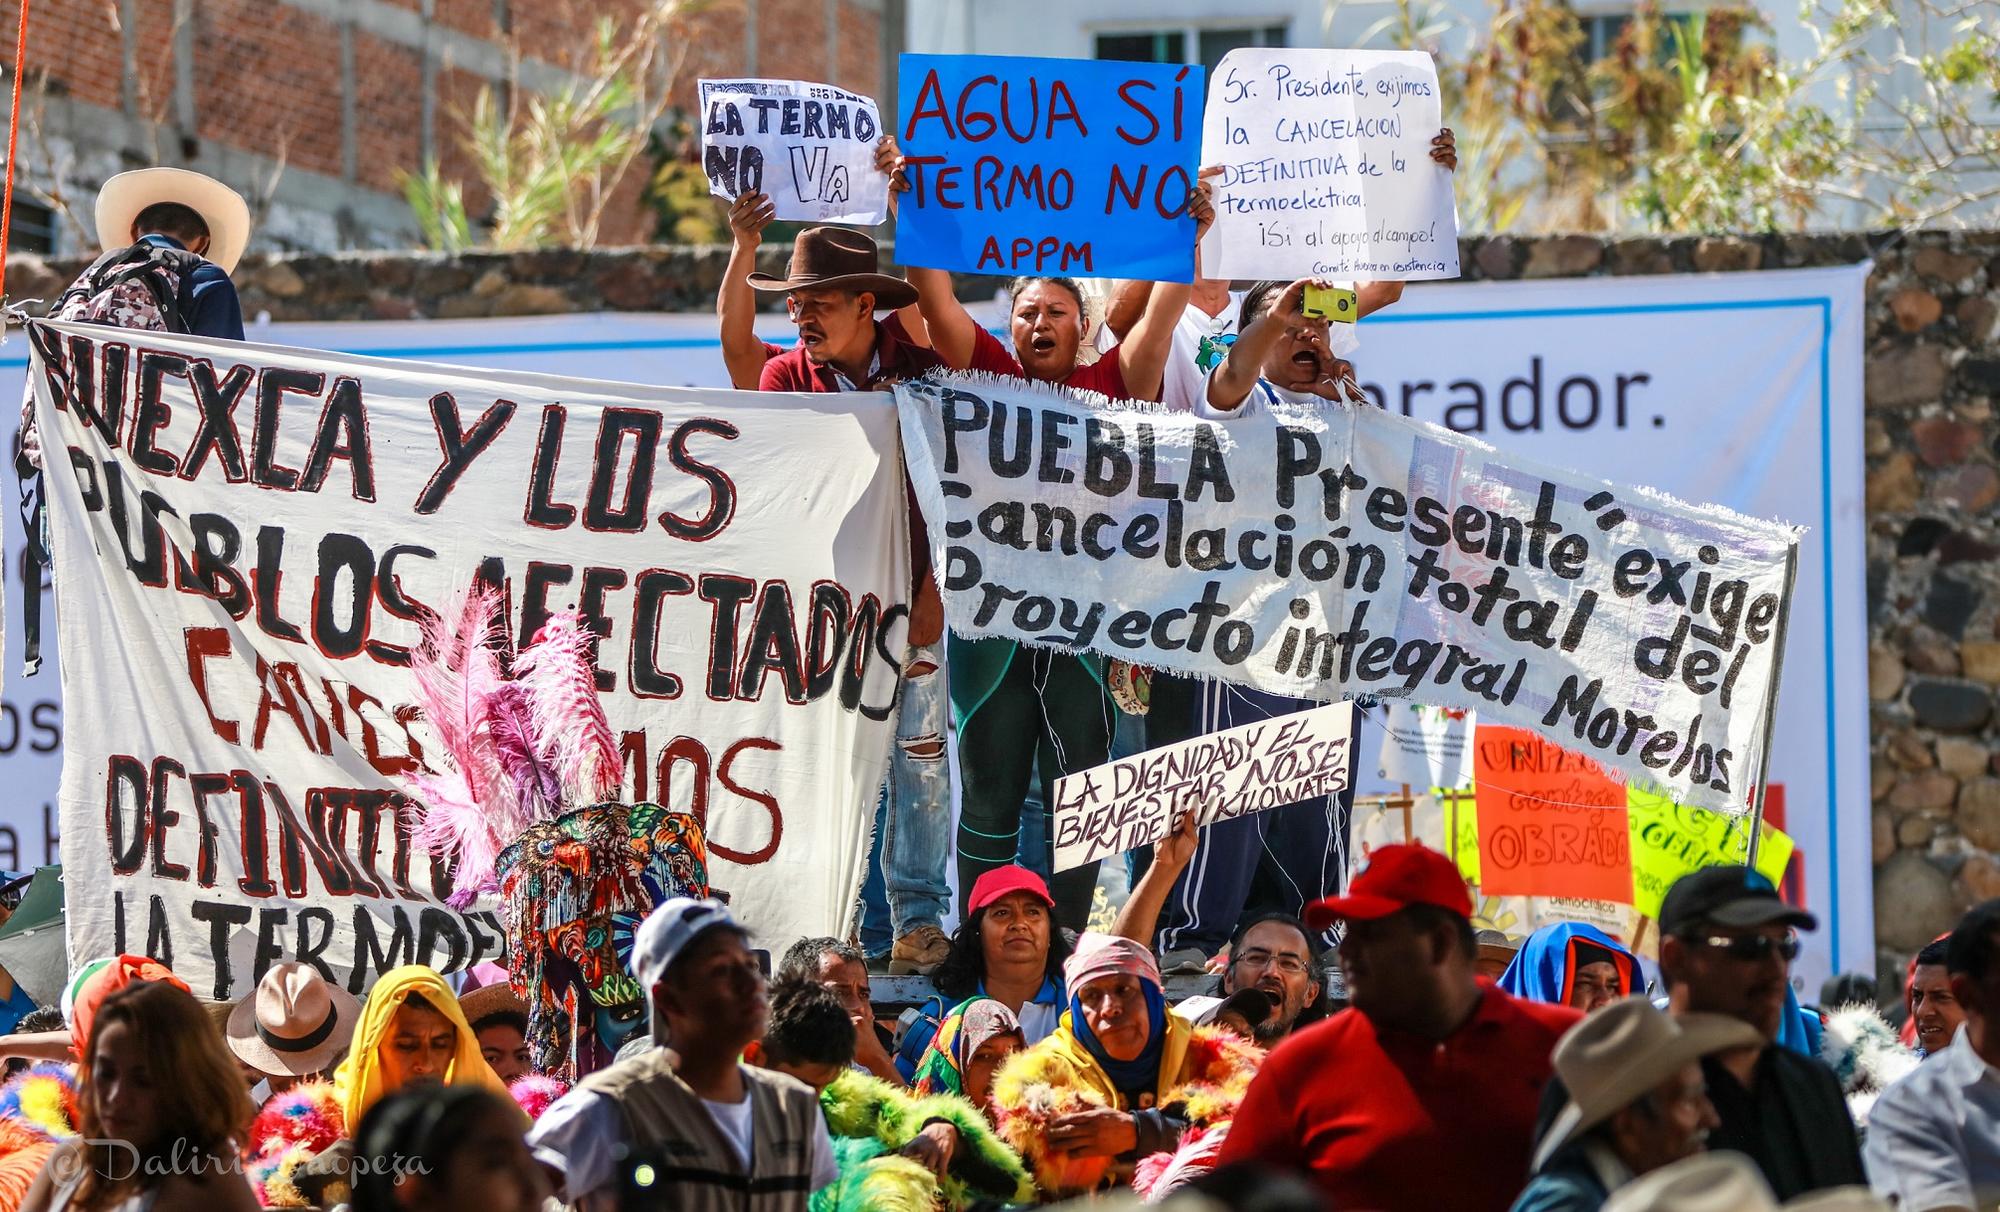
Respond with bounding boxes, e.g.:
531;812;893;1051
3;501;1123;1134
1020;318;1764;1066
12;228;1998;994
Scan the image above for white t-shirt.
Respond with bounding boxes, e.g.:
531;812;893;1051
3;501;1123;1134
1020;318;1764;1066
701;1094;757;1170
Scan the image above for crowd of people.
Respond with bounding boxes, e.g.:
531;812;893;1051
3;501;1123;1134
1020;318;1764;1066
0;846;1977;1211
0;137;1950;1212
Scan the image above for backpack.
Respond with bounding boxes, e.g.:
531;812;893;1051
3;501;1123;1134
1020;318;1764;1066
52;240;206;332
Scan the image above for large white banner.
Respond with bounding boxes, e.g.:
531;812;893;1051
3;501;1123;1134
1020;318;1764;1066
25;320;907;999
897;373;1799;813
0;263;1870;988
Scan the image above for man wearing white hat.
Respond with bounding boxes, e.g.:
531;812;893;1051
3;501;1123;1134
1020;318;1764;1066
18;168;250;476
527;898;837;1212
91;166;251;339
1513;998;1762;1212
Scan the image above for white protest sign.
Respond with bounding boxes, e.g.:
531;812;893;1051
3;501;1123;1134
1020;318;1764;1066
897;374;1801;814
1376;702;1475;789
1200;48;1460;282
1051;700;1354;872
699;77;889;224
29;320;908;1000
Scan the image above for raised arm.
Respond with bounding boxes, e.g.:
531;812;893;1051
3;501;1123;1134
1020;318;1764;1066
1102;279;1152;344
718;191;777;390
909;265;979;370
1116;168;1217;401
1206;279;1309;414
1112;811;1199;947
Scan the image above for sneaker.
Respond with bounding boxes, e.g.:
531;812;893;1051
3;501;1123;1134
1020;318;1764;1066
888;924;951;975
1157;946;1212;975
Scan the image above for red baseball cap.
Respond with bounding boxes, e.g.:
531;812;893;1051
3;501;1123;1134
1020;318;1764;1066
1305;844;1473;931
968;865;1054;914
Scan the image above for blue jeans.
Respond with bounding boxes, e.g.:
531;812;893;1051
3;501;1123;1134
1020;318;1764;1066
859;648;953;954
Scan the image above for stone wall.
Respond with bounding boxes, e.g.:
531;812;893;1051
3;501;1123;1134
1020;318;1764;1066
11;228;1998;996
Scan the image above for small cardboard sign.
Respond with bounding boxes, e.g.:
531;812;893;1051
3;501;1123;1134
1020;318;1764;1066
699;77;889;224
1051;701;1353;872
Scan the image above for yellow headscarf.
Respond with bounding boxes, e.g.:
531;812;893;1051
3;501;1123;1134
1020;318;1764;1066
331;965;512;1129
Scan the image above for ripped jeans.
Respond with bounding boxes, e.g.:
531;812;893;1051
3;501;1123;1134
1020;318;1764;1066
858;646;954;952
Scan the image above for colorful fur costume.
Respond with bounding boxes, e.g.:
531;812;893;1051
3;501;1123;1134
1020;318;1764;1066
0;1064;80;1212
989;1014;1259;1197
1818;1002;1919;1126
400;594;710;1082
244;1081;346;1208
812;1071;1035;1212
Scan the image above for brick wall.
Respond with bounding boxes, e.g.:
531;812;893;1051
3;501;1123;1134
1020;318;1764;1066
12;228;1990;995
2;0;886;255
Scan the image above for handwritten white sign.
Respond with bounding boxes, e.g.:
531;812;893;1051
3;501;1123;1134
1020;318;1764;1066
1198;48;1460;282
1050;701;1355;873
699;77;889;225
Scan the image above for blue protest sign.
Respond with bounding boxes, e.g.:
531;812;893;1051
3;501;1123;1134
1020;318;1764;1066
895;53;1203;283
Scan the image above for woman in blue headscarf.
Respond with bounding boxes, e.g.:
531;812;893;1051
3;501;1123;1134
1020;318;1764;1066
1498;922;1641;1013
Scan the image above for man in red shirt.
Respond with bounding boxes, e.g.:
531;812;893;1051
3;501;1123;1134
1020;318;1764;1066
754;226;942;393
1220;844;1581;1211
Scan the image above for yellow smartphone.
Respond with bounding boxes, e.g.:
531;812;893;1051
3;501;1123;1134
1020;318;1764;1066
1302;284;1358;323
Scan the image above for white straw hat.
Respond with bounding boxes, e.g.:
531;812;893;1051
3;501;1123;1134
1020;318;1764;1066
95;167;251;273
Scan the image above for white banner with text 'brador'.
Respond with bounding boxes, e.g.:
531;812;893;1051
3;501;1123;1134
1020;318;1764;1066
896;374;1801;814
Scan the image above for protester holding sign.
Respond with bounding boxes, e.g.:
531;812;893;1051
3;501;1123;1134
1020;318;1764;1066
717;134;921;390
893;158;1218;931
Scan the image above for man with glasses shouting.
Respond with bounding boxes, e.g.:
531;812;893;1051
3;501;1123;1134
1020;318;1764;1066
1649;865;1865;1199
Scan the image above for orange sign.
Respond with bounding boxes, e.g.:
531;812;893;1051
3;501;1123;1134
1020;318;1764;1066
1473;725;1631;900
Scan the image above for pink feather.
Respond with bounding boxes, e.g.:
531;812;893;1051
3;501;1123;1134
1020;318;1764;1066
489;682;561;821
408;767;500;908
406;586;515;900
514;611;623;804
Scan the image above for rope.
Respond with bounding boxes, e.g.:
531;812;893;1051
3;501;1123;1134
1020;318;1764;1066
0;0;27;308
0;0;28;305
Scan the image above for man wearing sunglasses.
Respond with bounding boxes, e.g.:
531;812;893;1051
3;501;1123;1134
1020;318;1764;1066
1652;865;1865;1199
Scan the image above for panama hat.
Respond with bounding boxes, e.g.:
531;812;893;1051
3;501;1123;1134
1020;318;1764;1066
1534;998;1762;1171
95;167;251;274
226;961;361;1076
747;227;918;311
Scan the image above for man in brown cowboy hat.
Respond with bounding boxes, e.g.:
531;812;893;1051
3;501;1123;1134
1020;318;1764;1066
1515;997;1762;1211
753;225;940;393
751;218;957;981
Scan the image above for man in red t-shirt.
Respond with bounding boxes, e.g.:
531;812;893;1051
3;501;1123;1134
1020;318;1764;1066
1220;844;1581;1212
753;226;942;393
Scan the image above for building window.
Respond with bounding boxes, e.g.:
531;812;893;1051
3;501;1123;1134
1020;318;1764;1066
1095;30;1186;64
1581;11;1698;64
1094;23;1287;72
6;198;55;255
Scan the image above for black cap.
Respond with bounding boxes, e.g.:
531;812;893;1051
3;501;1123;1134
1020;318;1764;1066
1659;865;1816;937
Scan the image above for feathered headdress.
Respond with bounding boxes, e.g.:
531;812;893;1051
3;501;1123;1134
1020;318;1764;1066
403;592;624;908
399;591;709;1084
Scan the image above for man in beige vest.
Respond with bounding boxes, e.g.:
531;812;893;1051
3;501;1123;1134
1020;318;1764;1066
528;899;837;1211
